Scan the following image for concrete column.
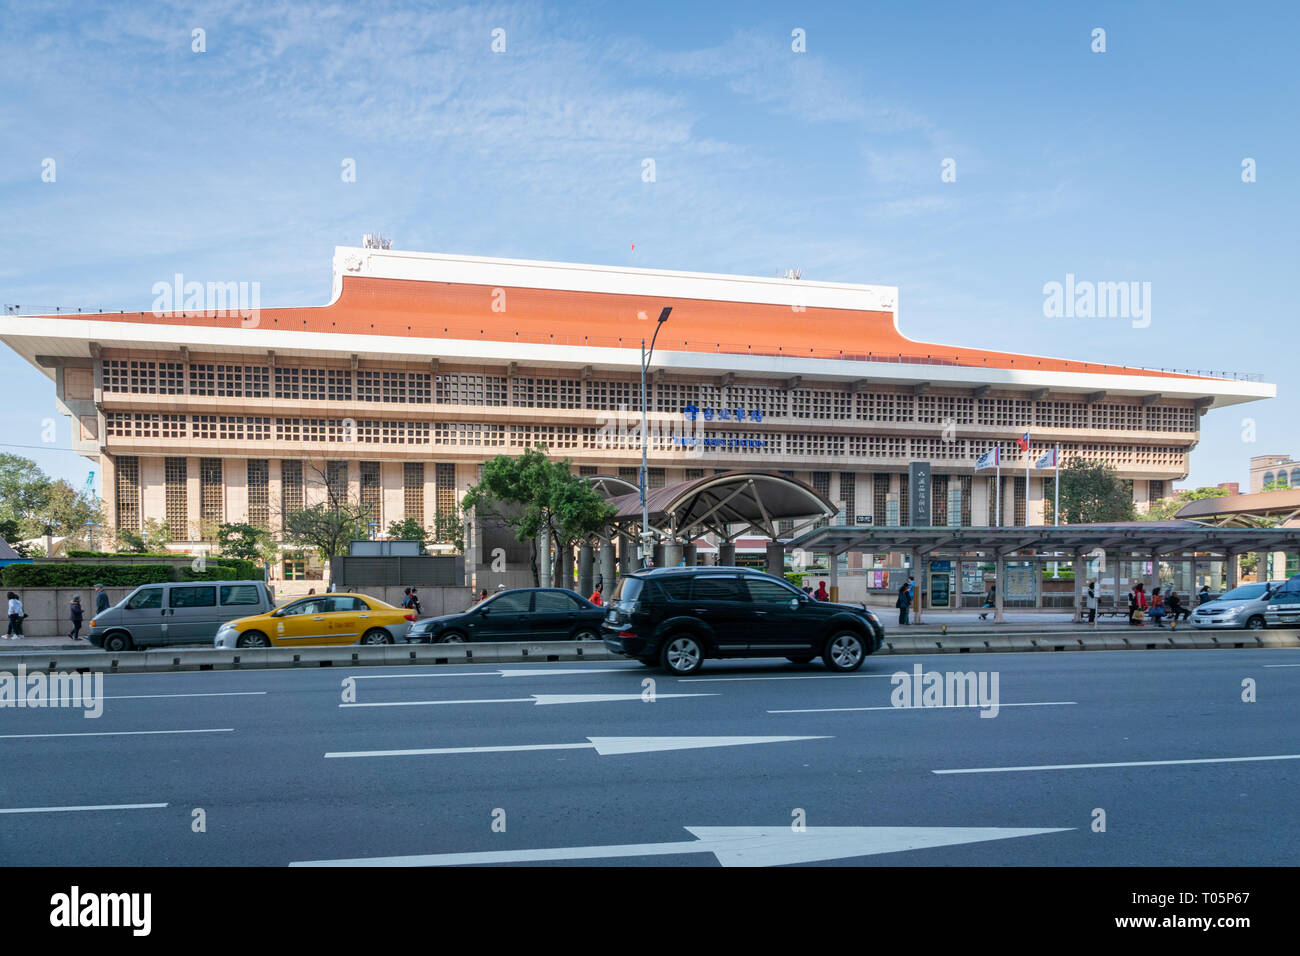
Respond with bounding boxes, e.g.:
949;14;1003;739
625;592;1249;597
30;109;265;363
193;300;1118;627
682;543;698;566
538;529;552;587
560;542;574;592
599;538;616;593
226;459;249;527
971;477;989;528
719;542;736;567
1149;549;1160;597
652;543;664;568
140;457;165;525
663;542;684;567
829;551;839;603
765;542;785;577
578;541;594;598
913;551;925;624
1034;558;1044;610
1225;550;1238;590
618;535;636;577
268;459;283;534
1073;548;1086;623
1109;551;1121;612
993;552;1006;623
380;461;403;527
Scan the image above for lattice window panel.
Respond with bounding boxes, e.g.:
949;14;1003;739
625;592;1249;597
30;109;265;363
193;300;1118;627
1092;403;1143;430
917;394;974;425
199;458;223;531
164;457;187;536
186;363;214;396
978;397;1032;428
1036;400;1088;429
115;455;140;531
359;462;381;523
858;392;914;423
159;362;185;395
247;459;269;529
276;418;302;442
436;373;507;406
403;462;425;522
280;460;304;514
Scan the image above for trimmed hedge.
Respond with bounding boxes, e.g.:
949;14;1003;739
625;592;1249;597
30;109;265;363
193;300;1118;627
208;557;260;580
1;563;236;588
63;551;261;579
65;550;178;559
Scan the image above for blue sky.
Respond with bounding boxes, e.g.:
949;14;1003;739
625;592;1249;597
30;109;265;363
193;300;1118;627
1;0;1296;492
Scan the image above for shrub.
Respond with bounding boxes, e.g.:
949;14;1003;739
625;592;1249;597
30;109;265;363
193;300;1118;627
177;565;237;581
1;563;177;588
207;557;259;580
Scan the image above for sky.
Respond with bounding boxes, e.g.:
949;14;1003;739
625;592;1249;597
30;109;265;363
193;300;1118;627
1;0;1296;493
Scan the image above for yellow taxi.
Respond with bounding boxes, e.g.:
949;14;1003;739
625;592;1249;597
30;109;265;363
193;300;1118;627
213;593;415;648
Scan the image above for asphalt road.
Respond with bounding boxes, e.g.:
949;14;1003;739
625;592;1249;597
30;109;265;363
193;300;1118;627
1;648;1297;866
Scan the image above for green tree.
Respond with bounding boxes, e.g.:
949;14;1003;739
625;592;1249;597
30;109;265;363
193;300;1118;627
1261;480;1290;493
141;518;172;552
1142;485;1230;521
386;517;428;551
280;462;371;576
218;522;275;564
1049;459;1136;524
463;447;615;584
116;528;147;552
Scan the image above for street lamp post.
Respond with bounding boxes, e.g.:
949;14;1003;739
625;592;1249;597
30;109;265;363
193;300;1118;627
640;307;672;567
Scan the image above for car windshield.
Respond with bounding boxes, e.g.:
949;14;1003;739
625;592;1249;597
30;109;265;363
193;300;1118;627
1219;585;1267;602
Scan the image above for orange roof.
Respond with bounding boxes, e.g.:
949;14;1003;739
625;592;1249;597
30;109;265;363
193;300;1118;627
38;274;1216;380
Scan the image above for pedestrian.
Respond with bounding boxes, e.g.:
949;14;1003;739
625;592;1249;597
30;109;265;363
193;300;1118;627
589;582;603;607
410;588;422;616
478;589;489;603
6;591;23;639
307;588;316;595
69;594;84;640
1150;586;1166;627
94;583;110;614
1128;583;1147;626
1086;580;1098;625
814;581;829;602
401;587;413;609
1166;590;1188;625
897;576;914;626
978;582;996;621
802;585;813;597
1197;585;1212;605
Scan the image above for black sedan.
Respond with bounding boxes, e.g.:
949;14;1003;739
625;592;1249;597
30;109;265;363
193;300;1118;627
405;587;606;643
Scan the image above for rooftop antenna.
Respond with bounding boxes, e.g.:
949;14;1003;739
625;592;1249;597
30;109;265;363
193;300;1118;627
362;233;393;250
784;267;802;280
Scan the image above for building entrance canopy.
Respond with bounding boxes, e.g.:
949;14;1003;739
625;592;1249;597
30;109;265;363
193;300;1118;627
603;470;835;542
789;521;1300;558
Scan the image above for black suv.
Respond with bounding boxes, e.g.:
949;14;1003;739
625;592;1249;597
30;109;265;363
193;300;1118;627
602;567;884;675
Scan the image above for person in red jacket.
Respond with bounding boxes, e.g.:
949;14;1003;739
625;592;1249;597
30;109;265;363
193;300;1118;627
589;582;603;606
814;581;829;602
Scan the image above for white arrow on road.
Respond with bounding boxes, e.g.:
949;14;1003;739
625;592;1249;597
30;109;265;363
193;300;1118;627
340;693;716;708
291;825;1072;867
325;735;828;759
347;668;640;680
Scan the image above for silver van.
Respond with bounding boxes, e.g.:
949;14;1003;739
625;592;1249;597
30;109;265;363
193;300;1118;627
1264;575;1300;628
87;580;275;651
1189;580;1287;630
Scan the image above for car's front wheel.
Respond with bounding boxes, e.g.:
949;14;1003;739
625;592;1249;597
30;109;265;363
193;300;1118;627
439;632;468;644
823;631;866;672
1245;615;1266;630
237;630;270;648
361;628;391;645
661;634;704;675
573;627;601;642
103;631;133;652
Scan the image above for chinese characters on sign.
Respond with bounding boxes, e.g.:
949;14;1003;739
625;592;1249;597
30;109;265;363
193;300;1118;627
683;405;764;423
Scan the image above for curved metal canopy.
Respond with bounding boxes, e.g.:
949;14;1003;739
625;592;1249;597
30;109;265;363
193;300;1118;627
582;474;640;500
605;470;836;541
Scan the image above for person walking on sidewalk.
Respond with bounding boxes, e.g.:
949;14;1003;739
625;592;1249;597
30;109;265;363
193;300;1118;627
6;591;24;639
94;583;110;614
69;595;85;640
1149;587;1166;627
978;582;996;621
1086;580;1098;625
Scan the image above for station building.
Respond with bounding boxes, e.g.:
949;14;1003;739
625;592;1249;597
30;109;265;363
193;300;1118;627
0;244;1275;579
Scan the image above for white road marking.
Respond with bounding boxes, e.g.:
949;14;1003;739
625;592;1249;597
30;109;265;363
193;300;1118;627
345;668;638;680
0;803;168;815
0;728;234;740
1263;664;1300;667
934;753;1300;774
770;701;1077;714
326;735;828;759
680;674;893;683
341;692;715;708
15;691;267;702
291;824;1072;867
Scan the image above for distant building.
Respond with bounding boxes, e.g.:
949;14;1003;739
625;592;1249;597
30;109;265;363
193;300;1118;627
1250;455;1300;493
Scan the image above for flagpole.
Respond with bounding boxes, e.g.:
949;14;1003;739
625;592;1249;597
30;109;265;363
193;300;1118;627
995;447;1001;527
1054;443;1061;527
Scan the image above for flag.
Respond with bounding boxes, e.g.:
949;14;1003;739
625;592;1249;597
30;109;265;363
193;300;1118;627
975;447;999;470
1015;431;1030;453
1034;448;1057;469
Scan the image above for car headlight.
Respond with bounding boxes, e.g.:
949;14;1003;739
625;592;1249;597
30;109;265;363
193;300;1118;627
1222;606;1242;617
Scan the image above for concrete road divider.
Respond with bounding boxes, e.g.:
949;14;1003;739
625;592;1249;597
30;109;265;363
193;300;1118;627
0;631;1294;675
